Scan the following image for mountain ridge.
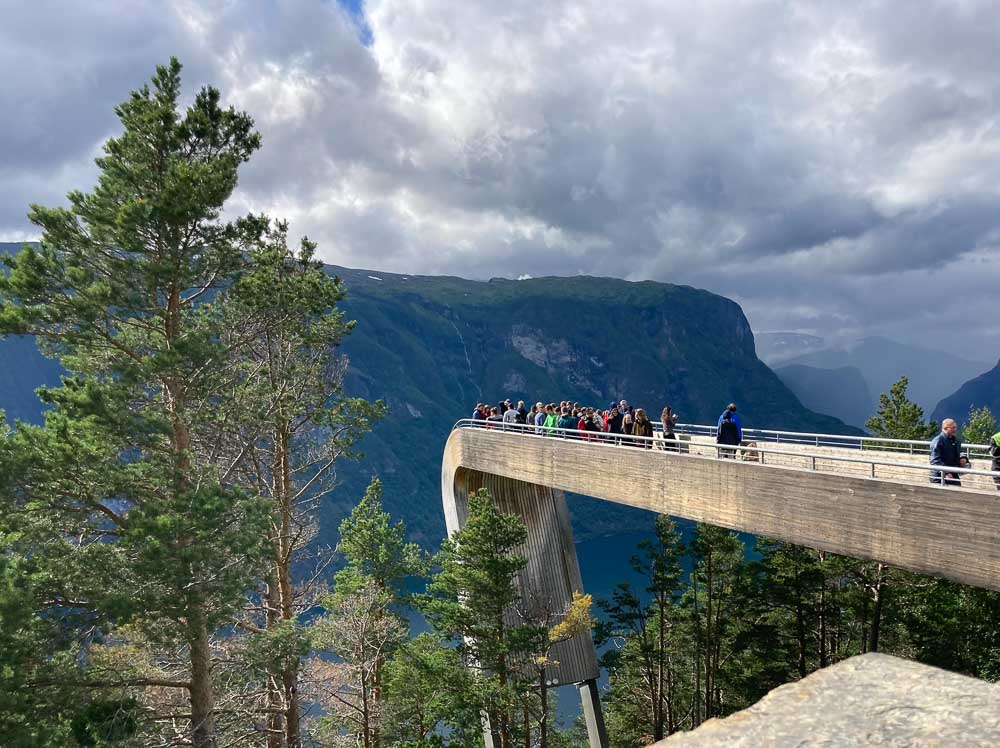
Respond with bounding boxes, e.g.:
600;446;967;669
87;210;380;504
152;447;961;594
932;359;1000;431
1;244;859;545
780;335;989;416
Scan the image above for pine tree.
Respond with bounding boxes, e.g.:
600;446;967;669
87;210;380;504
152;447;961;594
0;59;270;747
864;376;937;441
382;633;478;745
307;478;425;747
857;375;937;653
598;516;685;740
418;489;547;748
684;524;747;723
218;221;385;746
961;405;996;447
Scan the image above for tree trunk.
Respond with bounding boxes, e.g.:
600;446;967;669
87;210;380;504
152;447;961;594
166;284;219;748
704;553;714;719
189;601;217;748
654;604;665;740
818;554;828;669
868;564;887;653
666;653;675;735
691;573;702;727
265;577;285;748
273;422;302;747
538;670;548;748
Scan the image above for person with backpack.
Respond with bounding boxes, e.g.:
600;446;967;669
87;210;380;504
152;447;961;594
717;410;741;458
717;403;742;443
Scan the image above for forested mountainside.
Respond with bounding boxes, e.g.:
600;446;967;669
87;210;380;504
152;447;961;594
0;243;857;545
932;359;1000;428
327;267;858;544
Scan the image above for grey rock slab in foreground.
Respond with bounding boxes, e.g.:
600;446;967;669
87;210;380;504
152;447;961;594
657;653;1000;747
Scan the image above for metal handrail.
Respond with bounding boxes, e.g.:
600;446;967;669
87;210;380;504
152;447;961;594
453;418;1000;490
671;422;992;456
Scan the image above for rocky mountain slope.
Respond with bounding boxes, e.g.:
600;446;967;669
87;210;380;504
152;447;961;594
328;267;857;544
0;244;857;545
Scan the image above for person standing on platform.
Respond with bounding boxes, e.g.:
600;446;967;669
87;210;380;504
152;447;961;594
543;404;559;435
717;410;741;458
557;406;578;437
660;405;679;451
631;408;654;448
534;402;546;434
929;418;962;486
717;403;742;443
516;400;528;424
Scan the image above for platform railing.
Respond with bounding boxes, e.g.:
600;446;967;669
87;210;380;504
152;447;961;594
673;422;992;458
452;419;1000;492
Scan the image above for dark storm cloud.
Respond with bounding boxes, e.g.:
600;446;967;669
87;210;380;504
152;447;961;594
2;0;999;358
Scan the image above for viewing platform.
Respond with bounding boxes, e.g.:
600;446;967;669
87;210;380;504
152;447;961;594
442;419;1000;747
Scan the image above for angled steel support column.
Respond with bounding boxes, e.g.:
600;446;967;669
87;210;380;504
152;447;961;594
580;678;609;748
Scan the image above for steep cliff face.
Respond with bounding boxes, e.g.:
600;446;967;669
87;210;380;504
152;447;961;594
330;268;856;544
0;248;857;545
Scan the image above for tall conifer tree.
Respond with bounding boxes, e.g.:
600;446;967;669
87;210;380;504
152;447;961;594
0;59;269;747
218;222;385;746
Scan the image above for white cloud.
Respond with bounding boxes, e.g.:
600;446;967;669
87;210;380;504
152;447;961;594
2;0;999;358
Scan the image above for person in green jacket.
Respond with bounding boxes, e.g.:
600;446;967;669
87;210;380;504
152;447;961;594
543;404;559;435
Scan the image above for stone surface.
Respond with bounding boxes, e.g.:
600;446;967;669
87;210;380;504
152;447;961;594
658;654;1000;747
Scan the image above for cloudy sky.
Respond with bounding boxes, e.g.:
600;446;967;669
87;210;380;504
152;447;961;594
2;0;999;359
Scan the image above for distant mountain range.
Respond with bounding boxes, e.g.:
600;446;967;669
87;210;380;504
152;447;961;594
773;364;874;429
759;332;991;421
1;242;856;547
932;359;1000;430
755;332;828;366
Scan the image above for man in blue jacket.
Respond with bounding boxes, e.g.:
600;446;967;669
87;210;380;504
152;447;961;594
717;403;742;442
929;418;962;486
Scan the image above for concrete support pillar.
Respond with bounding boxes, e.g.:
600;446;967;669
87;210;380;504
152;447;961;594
579;678;609;748
482;712;497;748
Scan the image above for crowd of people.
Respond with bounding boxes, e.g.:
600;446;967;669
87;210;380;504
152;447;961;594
470;398;753;454
471;400;1000;491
